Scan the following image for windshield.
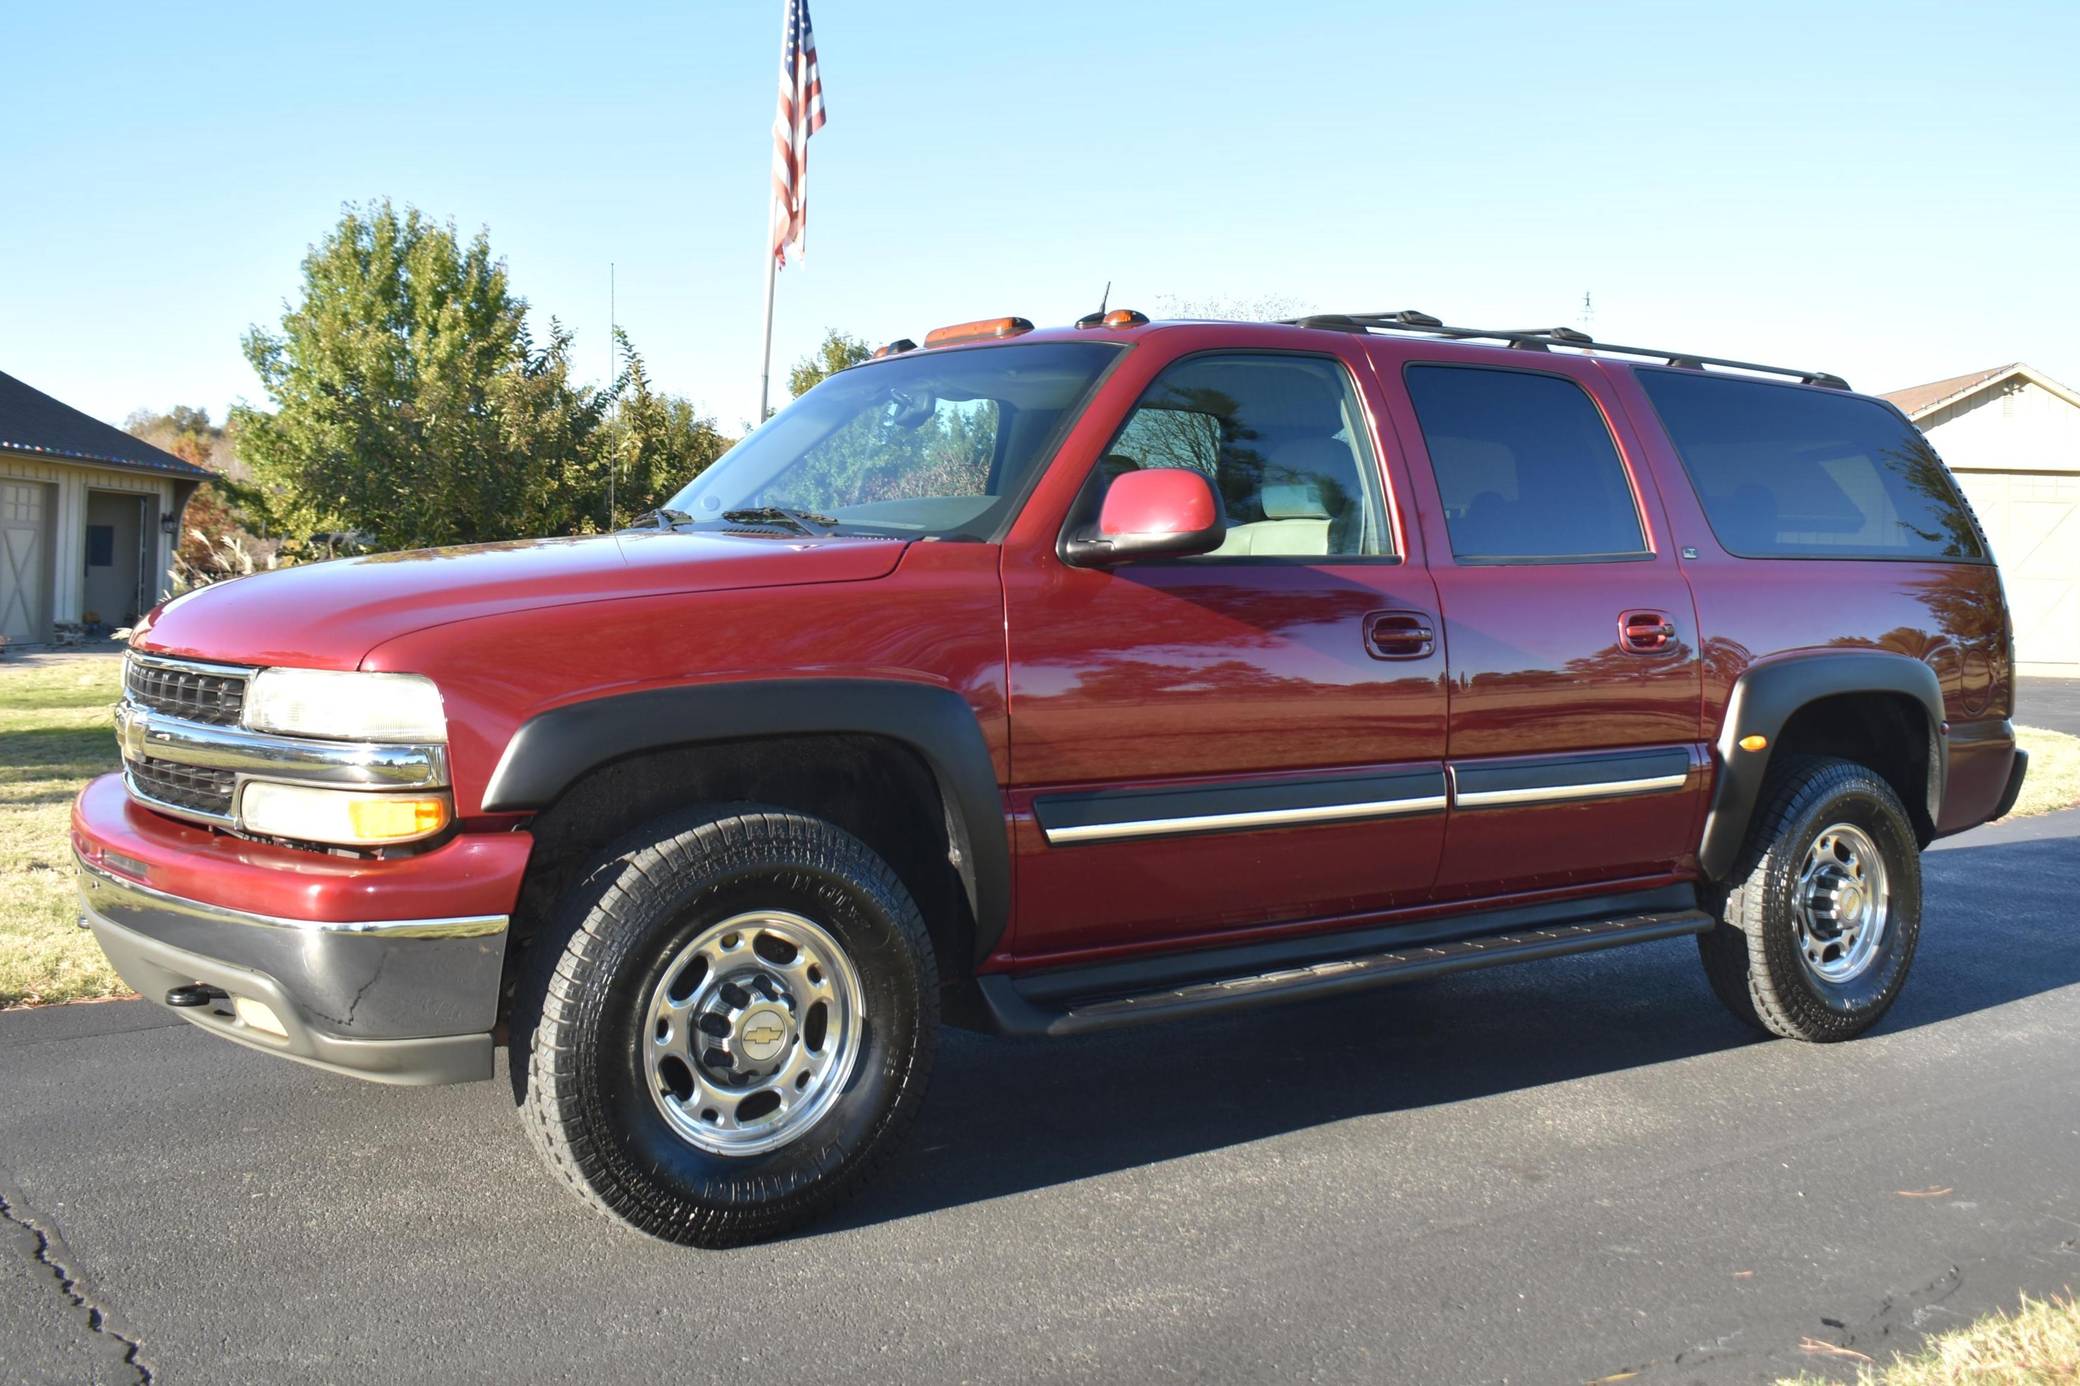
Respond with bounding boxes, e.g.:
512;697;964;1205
664;341;1120;540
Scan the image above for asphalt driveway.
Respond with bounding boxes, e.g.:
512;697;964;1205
4;808;2077;1385
2019;675;2080;737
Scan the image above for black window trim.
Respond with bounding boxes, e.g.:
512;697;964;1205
1631;365;1994;567
1400;360;1657;567
1055;346;1407;569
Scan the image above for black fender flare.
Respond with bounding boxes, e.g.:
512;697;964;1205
1698;651;1944;880
481;679;1009;964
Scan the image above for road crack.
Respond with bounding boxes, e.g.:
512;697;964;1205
0;1176;153;1384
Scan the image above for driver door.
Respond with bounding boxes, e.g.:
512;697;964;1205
1000;345;1447;964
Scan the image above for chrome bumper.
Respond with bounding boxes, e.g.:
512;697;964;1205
76;856;506;1085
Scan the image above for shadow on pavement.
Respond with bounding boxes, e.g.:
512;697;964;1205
825;831;2079;1232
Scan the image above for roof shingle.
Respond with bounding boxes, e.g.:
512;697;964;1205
1880;364;2018;419
0;369;212;479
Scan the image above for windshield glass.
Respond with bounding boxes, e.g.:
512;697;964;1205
664;342;1120;540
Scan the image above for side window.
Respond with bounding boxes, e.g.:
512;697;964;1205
1635;369;1987;560
1089;354;1392;558
1404;365;1649;562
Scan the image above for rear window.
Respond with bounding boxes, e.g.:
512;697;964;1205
1637;370;1986;561
1404;365;1649;562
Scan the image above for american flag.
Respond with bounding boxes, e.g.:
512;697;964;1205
770;0;826;268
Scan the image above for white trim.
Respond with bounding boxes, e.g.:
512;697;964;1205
1043;795;1449;845
1450;772;1690;809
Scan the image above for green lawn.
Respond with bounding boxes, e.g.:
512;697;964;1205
3;655;2078;1009
1;655;126;1006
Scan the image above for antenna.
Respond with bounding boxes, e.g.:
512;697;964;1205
1096;280;1111;316
607;262;617;530
1579;289;1593;331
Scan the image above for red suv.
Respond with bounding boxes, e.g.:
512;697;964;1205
74;309;2027;1246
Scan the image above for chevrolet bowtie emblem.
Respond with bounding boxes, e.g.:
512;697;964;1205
744;1023;784;1046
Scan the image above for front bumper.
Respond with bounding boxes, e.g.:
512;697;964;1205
72;773;529;1086
78;857;506;1085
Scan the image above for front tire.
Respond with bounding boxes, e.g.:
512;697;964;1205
1699;757;1922;1042
511;806;937;1246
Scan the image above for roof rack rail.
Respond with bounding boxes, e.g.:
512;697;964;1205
1279;311;1849;390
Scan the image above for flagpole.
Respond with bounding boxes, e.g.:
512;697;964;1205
757;228;778;424
756;0;790;425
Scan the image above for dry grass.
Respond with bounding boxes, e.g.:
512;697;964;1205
2011;725;2080;820
0;655;127;1006
1778;1291;2079;1384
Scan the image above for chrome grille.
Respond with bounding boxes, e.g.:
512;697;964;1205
125;755;236;819
124;656;249;727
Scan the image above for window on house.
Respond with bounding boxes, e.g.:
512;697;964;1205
86;524;115;567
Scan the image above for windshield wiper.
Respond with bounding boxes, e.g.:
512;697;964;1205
626;507;695;530
720;506;840;535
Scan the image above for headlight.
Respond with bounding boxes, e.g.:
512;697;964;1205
240;782;451;846
244;668;447;742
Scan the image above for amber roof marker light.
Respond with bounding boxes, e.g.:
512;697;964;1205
871;338;917;359
922;316;1035;348
1075;308;1150;329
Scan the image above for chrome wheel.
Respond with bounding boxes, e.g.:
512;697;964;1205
641;910;864;1156
1792;822;1890;984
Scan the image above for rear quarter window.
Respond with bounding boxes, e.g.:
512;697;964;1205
1637;370;1986;561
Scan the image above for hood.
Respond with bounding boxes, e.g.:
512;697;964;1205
134;530;908;670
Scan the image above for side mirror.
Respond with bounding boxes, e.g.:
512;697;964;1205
1062;468;1226;567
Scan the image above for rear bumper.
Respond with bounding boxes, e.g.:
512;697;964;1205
71;773;529;1085
1989;747;2030;823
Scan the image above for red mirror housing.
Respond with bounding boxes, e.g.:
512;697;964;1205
1064;468;1226;567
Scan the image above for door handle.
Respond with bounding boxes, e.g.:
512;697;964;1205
1619;609;1678;654
1365;610;1436;660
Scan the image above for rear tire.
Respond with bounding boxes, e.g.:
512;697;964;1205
510;806;937;1246
1699;756;1921;1042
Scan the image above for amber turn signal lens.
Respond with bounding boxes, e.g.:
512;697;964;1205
923;316;1035;348
1738;734;1769;752
347;796;450;841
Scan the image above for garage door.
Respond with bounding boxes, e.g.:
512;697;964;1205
1955;471;2080;668
1;480;53;643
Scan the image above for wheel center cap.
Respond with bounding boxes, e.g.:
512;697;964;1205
736;1003;792;1064
1835;882;1865;927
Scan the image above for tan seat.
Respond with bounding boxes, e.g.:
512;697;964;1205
1213;481;1332;556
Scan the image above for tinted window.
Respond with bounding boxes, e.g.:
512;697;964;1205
1404;366;1647;561
1088;354;1391;558
1638;370;1985;560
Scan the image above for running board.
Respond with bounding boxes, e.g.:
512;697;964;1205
977;909;1714;1038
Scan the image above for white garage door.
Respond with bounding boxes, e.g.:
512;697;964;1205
2;480;53;643
1956;471;2080;668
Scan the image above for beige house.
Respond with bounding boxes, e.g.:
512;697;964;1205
1884;363;2080;673
1;369;208;645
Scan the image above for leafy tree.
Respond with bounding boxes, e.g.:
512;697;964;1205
598;334;734;526
787;329;871;401
234;200;614;551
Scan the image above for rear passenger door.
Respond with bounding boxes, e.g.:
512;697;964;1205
1379;356;1708;897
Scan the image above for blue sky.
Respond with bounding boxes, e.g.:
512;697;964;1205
5;0;2076;433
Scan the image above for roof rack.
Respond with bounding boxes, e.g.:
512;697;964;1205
1279;310;1850;390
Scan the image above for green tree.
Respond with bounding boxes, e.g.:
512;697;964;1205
599;334;735;526
787;329;871;401
234;200;613;552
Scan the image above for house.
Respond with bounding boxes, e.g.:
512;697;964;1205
1;369;209;645
1884;363;2080;673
